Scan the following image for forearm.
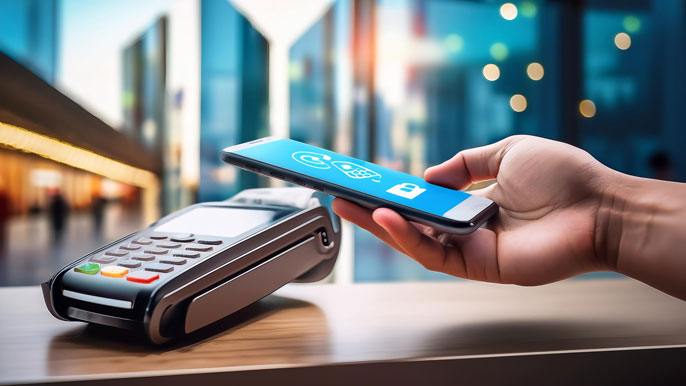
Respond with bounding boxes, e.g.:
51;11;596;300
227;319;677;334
597;170;686;300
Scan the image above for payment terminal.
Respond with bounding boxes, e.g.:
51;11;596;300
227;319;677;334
42;188;340;344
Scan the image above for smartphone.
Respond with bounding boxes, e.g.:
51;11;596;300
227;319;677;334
221;137;498;234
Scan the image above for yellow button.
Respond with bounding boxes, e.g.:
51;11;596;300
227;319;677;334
101;265;129;278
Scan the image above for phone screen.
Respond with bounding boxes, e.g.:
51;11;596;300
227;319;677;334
232;138;472;219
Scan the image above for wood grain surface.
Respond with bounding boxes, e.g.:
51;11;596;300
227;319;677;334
1;279;686;385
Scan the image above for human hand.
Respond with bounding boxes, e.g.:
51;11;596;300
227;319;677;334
332;135;614;286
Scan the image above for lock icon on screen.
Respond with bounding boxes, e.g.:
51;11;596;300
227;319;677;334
386;183;426;199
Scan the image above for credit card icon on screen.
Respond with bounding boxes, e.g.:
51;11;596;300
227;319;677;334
332;161;381;182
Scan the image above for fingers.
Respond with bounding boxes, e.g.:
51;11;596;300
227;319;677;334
335;199;504;283
424;136;515;190
331;198;407;254
372;207;502;282
371;207;453;273
464;183;503;204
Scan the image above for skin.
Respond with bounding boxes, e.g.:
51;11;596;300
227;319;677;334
332;135;686;300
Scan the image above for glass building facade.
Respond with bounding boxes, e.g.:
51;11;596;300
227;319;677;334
198;0;270;202
122;17;167;150
0;0;58;84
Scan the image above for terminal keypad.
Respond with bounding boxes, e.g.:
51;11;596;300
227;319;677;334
74;233;224;285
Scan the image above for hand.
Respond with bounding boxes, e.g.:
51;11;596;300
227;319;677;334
332;135;613;286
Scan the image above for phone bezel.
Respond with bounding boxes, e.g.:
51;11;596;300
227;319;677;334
221;138;498;234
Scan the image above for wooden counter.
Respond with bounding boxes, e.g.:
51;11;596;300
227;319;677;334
1;279;686;385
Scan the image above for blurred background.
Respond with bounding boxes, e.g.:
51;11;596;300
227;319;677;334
0;0;684;286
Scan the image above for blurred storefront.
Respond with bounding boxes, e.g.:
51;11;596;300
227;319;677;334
0;1;161;285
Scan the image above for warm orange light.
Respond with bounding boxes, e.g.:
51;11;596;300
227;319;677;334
0;121;158;189
510;94;527;112
614;32;631;50
526;62;544;81
579;100;596;118
482;64;500;81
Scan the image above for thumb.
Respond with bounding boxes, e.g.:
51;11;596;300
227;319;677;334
424;136;514;190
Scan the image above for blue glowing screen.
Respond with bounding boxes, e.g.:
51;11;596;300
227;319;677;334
234;138;471;217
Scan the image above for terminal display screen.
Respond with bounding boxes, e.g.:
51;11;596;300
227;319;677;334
155;207;278;238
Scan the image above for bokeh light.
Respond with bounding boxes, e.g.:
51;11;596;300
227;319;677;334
623;15;641;33
482;64;500;81
510;94;527;112
520;1;538;18
526;62;544;81
579;99;596;118
490;42;509;61
443;34;465;53
500;3;518;21
614;32;631;50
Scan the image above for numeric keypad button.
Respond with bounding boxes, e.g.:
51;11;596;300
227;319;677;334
90;255;117;264
131;238;153;245
119;244;141;251
144;248;168;255
145;263;174;273
197;238;223;245
173;252;200;259
118;259;142;268
157;243;181;249
159;257;187;265
105;250;128;257
131;254;155;262
186;244;213;252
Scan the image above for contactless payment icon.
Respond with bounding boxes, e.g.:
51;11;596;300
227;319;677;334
332;161;381;182
386;183;426;199
292;151;332;169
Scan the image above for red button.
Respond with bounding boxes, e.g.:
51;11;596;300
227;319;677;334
126;271;159;284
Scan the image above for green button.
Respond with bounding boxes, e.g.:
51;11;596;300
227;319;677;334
74;263;100;275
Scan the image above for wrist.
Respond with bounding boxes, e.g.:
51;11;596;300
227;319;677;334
593;169;632;272
595;170;686;287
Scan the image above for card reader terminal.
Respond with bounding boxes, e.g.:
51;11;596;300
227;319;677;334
42;188;340;344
